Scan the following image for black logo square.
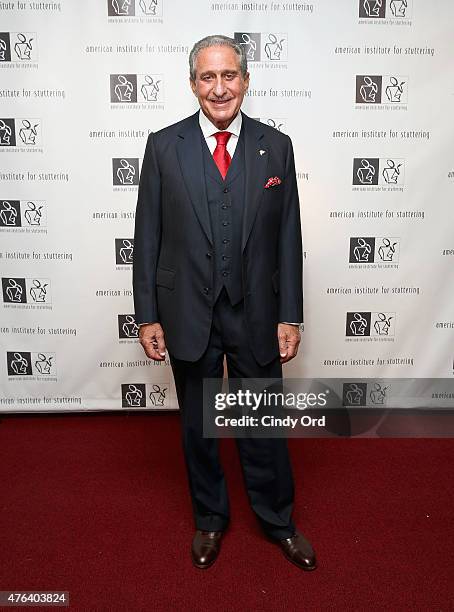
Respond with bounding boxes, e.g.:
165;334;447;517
356;75;382;104
2;277;27;303
0;32;12;62
353;158;379;185
343;382;368;406
118;314;139;338
346;312;371;337
0;200;21;227
112;158;139;186
122;383;146;407
115;239;134;265
7;351;32;376
349;237;375;263
0;118;16;147
107;0;135;16
110;74;137;103
359;0;386;18
234;32;261;62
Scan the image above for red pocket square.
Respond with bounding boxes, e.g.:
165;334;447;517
264;176;282;189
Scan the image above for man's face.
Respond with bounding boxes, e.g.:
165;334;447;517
190;45;249;130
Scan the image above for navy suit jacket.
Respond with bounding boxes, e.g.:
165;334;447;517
133;111;303;365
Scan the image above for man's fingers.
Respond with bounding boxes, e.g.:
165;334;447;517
155;329;167;357
139;323;167;360
278;324;301;363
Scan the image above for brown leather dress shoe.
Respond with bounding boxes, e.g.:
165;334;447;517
277;531;317;571
191;530;223;569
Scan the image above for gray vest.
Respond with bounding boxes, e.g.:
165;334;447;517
201;130;245;306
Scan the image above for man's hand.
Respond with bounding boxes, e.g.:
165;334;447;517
277;323;301;364
139;322;167;361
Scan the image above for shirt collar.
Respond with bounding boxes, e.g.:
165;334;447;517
198;109;242;139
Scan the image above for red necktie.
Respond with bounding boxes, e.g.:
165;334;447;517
213;131;232;179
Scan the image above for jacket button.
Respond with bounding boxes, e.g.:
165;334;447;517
206;252;212;258
203;287;210;294
222;271;229;277
223;188;229;193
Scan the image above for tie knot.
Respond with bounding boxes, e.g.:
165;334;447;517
214;131;232;147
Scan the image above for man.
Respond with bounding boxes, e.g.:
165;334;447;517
133;34;316;571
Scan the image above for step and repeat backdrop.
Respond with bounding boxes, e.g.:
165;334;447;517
1;0;453;412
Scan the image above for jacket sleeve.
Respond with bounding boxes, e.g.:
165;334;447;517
132;132;162;324
278;135;304;323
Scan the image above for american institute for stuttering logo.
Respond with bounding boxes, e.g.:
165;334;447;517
342;381;389;406
0;32;38;65
0;200;46;232
112;158;140;189
0;118;42;150
7;351;57;380
118;314;139;340
115;239;134;267
345;312;396;340
358;0;412;21
233;32;288;65
2;277;52;308
349;237;400;267
255;118;287;133
107;0;163;21
353;158;405;189
355;75;408;109
121;382;170;408
110;74;164;108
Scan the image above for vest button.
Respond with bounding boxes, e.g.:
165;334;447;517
222;239;229;244
222;271;229;277
222;221;229;226
203;287;210;294
206;252;212;258
223;188;229;193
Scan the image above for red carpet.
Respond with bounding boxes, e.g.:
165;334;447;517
0;413;452;611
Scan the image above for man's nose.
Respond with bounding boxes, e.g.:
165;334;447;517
213;77;227;97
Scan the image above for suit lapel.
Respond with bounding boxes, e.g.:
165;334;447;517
176;112;213;245
242;114;269;251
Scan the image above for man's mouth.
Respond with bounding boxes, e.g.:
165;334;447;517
209;99;233;106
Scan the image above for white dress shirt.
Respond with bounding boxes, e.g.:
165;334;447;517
198;109;242;157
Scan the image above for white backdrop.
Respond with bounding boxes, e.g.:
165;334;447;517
1;0;453;412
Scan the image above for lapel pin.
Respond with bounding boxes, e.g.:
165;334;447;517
259;149;266;156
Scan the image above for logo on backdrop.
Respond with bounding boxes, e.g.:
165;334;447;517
234;32;288;65
342;381;389;406
107;0;163;19
2;277;52;308
349;237;400;267
0;32;38;65
0;118;42;150
118;314;139;339
355;75;408;108
115;239;134;266
112;158;140;188
346;312;396;339
352;158;405;188
121;382;170;408
7;351;57;379
0;200;46;233
110;74;164;108
358;0;412;21
256;118;287;132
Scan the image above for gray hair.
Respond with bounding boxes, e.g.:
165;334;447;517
189;34;248;81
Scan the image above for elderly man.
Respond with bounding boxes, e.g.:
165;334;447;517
133;34;316;571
